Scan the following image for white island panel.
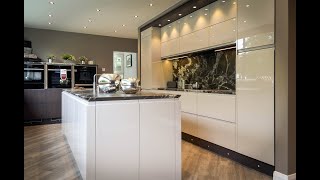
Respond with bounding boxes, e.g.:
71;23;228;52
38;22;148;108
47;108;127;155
96;100;140;180
139;99;180;180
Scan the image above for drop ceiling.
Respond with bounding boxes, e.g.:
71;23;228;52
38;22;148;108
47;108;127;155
24;0;182;39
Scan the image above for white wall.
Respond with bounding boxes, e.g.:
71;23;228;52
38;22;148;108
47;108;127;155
113;51;137;79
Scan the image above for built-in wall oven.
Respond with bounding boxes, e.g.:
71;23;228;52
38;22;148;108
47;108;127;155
73;65;97;88
47;64;72;88
24;63;45;89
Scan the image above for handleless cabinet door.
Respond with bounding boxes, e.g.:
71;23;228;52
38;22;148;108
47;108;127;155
161;21;180;42
180;27;209;53
141;35;152;89
197;93;236;123
236;47;274;165
167;38;180;57
179;92;197;114
161;41;169;57
181;112;198;137
209;18;236;47
180;6;210;36
209;0;237;25
237;0;274;49
197;116;236;151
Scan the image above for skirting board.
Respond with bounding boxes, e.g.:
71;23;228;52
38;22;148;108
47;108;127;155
273;171;296;180
182;132;275;176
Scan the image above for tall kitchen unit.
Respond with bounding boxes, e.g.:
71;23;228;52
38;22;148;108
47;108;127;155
236;0;275;166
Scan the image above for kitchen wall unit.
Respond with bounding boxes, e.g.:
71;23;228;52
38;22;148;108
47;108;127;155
237;0;274;49
141;27;164;89
160;0;237;58
208;0;237;25
179;28;209;53
236;0;275;166
209;18;237;47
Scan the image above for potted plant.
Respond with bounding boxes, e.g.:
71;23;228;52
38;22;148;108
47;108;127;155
61;54;76;63
47;54;55;63
78;56;88;64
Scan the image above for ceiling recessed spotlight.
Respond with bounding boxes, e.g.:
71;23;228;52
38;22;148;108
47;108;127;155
178;13;182;16
190;15;193;18
169;26;171;27
84;26;87;29
114;30;117;32
149;3;153;6
48;22;52;25
96;9;101;12
159;24;161;26
222;1;226;2
243;20;247;23
204;13;207;16
134;15;138;18
122;24;126;27
167;19;170;21
246;4;250;7
233;29;236;31
233;2;236;5
193;6;197;9
49;1;54;5
48;14;52;17
205;9;208;11
184;23;187;24
88;19;92;22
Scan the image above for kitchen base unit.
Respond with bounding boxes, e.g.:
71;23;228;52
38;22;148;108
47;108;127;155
62;89;181;180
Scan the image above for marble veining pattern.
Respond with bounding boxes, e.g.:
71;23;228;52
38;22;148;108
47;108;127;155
172;48;236;90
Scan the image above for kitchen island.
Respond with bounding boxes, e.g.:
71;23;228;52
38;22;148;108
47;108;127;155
62;89;181;180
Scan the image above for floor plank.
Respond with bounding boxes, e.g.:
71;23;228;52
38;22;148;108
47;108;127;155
24;124;272;180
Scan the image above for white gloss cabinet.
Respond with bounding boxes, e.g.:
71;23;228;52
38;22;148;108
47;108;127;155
140;27;161;89
179;5;210;36
141;33;152;89
139;99;180;180
179;91;197;114
237;0;274;49
197;93;236;123
161;38;180;58
209;0;237;25
181;112;198;137
62;92;181;180
197;116;236;151
179;27;209;53
62;92;96;180
209;18;237;47
236;47;274;165
161;21;180;42
95;101;140;180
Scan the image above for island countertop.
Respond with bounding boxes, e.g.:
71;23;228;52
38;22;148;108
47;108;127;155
63;88;181;101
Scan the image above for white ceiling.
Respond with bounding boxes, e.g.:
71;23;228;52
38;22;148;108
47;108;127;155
24;0;182;39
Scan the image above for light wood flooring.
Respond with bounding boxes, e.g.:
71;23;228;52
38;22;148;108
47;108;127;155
24;124;272;180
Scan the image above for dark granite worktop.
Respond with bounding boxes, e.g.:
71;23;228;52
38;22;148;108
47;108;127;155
64;89;181;102
153;88;235;95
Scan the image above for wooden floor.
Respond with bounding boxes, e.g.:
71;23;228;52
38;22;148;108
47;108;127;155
24;124;272;180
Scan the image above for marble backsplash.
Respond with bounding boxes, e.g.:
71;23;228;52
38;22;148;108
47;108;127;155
172;48;236;90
